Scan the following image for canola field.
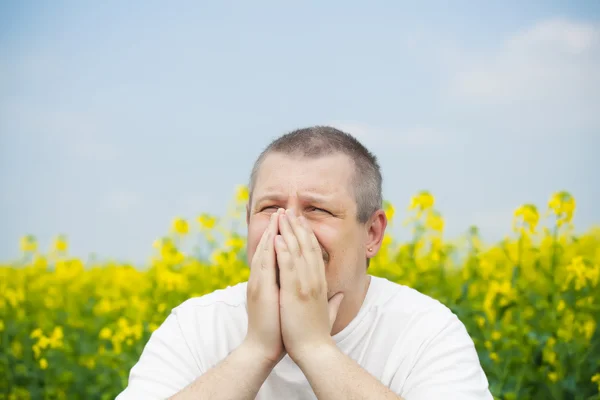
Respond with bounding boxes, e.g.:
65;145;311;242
1;187;599;400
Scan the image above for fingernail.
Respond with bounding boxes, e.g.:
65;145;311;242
287;208;295;217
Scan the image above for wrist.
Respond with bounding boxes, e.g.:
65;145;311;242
290;339;339;371
239;339;283;371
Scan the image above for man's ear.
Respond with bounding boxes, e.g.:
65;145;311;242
246;202;250;225
365;209;387;259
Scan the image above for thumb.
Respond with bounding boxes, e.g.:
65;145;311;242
327;292;344;332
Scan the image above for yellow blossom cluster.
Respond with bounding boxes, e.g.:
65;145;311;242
30;326;64;369
0;188;598;399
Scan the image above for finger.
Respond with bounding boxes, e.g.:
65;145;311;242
278;210;302;263
276;210;305;291
280;210;318;300
295;215;326;284
259;210;281;284
250;210;279;279
284;209;311;256
283;210;316;286
327;292;344;333
275;233;295;292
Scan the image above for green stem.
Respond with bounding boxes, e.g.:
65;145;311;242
514;369;524;396
549;221;559;331
550;222;558;286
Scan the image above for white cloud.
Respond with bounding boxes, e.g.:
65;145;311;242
449;18;600;118
506;18;597;55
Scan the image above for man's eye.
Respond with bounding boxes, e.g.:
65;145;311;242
308;207;329;214
261;206;277;212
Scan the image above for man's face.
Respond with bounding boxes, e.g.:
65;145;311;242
246;152;370;299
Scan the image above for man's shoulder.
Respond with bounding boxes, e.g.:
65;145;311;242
370;275;454;317
144;282;249;375
367;278;492;398
369;275;465;341
370;276;478;364
169;281;249;346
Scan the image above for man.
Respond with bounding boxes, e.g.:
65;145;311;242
116;126;493;399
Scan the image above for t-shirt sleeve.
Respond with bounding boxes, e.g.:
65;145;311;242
391;309;494;400
115;311;203;400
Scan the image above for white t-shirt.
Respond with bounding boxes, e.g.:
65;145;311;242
116;275;493;399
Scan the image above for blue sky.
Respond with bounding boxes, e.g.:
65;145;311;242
1;1;599;265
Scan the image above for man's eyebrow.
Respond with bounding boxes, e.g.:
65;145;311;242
255;193;334;204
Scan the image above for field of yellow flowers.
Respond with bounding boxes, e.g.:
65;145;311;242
1;187;599;400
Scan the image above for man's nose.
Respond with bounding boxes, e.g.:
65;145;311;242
284;193;310;217
284;197;301;212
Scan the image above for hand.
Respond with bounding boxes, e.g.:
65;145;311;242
243;208;286;366
274;208;345;363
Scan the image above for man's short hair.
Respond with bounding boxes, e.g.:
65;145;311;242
248;125;383;224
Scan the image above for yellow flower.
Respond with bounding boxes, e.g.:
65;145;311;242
52;235;68;253
382;234;393;248
11;340;23;359
592;373;600;392
548;191;576;226
171;217;189;235
475;316;486;328
155;237;183;263
408;191;435;215
544;350;557;365
81;356;96;370
39;358;48;370
565;256;595;291
225;234;245;251
513;204;539;234
99;327;113;340
491;331;502;341
236;185;249;203
0;320;4;332
490;352;499;363
32;254;47;269
197;213;217;230
548;371;558;383
581;318;596;342
20;235;37;252
383;200;395;222
30;328;43;339
425;210;444;233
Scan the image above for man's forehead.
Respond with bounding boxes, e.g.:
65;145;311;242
252;152;355;199
256;188;336;202
256;153;353;182
253;178;353;205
